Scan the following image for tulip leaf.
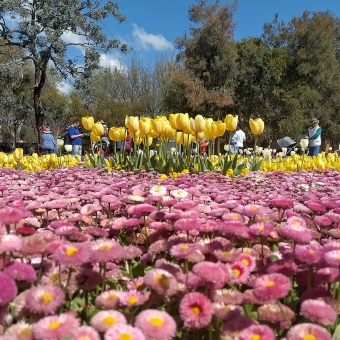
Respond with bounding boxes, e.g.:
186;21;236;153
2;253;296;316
222;157;233;175
233;163;246;176
332;324;340;339
231;152;238;169
249;159;263;171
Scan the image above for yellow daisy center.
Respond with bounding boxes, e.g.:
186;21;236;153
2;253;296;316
79;337;91;340
266;281;275;287
233;269;240;276
117;221;123;226
180;245;189;250
192;306;201;315
232;215;239;220
19;328;32;336
251;206;258;210
66;247;78;256
223;251;230;256
242;259;249;266
50;273;59;283
127;296;139;304
48;321;61;329
309;250;315;254
303;335;316;340
41;293;53;304
135;282;142;288
106;294;117;300
120;334;132;340
224;306;230;312
103;316;116;326
149;317;164;327
258;227;264;231
293;221;301;225
250;335;261;340
99;244;111;250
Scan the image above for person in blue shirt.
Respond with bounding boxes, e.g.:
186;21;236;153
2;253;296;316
307;118;322;156
68;120;85;156
42;127;57;154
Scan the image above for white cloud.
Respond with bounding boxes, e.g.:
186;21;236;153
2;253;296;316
99;52;122;69
57;81;73;94
61;31;87;48
131;24;173;51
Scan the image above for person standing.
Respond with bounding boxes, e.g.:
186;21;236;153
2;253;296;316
42;127;57;154
232;125;246;150
307;118;322;156
68;120;85;156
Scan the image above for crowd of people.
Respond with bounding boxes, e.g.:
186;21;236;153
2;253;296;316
40;117;323;158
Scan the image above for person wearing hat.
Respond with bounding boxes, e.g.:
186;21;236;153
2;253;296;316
307;118;322;156
42;127;57;154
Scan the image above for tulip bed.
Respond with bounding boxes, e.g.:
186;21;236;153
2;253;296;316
2;166;340;339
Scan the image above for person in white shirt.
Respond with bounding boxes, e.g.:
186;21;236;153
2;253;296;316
232;125;246;149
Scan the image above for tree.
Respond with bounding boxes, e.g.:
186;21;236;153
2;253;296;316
0;0;128;142
168;0;238;118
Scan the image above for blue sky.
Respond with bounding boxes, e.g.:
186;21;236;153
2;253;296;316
58;0;340;92
97;0;340;67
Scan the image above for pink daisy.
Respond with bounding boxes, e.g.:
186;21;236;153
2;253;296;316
143;268;177;297
5;261;37;283
90;310;127;332
239;324;275;340
0;234;22;252
286;323;331;340
135;309;176;340
173;218;201;231
211;289;244;305
0;206;26;225
324;249;340;267
179;292;213;329
192;261;229;286
236;254;256;272
4;321;33;340
169;243;197;260
118;290;149;307
253;273;291;301
71;326;100;340
90;239;125;263
33;313;80;340
212;302;243;320
300;299;336;326
104;324;145;340
26;284;65;315
248;222;273;237
127;277;144;290
95;290;121;310
229;262;250;284
294;243;323;264
52;241;90;266
280;224;313;243
0;272;17;306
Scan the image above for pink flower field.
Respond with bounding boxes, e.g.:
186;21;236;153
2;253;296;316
1;167;340;339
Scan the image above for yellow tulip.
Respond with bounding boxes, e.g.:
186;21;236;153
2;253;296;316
134;136;143;145
225;115;238;131
151;118;164;135
125;116;139;132
109;127;121;141
197;132;205;140
149;130;159;138
143;136;153;147
169;114;178;129
175;131;184;145
204;118;216;140
139;117;151;136
212;120;226;137
176;113;190;131
162;123;176;139
182;133;195;146
249;118;264;135
91;132;101;142
13;148;23;161
82;116;94;131
119;127;126;140
92;122;104;136
190;115;205;133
